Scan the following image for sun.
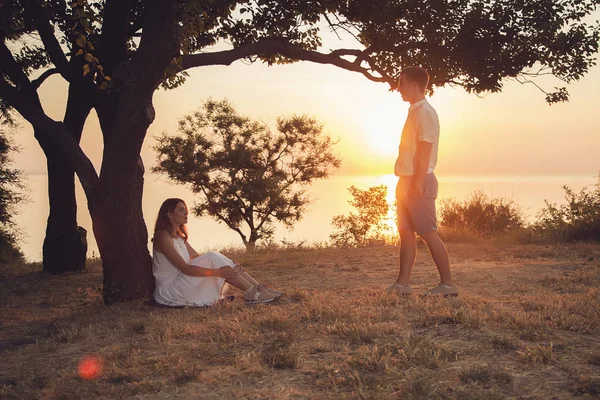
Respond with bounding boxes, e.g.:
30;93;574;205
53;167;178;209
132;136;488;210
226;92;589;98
360;107;402;158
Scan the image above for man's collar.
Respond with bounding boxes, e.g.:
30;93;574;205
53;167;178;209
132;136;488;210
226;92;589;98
409;98;428;111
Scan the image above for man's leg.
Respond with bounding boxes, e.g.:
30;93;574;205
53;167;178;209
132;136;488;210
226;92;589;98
396;229;417;285
420;230;453;286
393;178;417;289
395;188;417;286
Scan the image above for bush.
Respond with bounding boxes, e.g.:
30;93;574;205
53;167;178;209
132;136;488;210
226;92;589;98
438;190;524;236
532;174;600;242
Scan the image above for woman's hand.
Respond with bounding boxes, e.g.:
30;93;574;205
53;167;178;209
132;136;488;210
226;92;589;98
216;266;239;279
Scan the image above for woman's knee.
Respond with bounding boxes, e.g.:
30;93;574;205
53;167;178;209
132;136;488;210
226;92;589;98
207;251;233;265
206;251;228;260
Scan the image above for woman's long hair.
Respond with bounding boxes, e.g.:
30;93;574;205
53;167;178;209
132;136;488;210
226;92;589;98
153;198;189;242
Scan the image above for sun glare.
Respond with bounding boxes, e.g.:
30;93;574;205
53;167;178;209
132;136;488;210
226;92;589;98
378;174;399;232
361;109;402;158
379;174;398;204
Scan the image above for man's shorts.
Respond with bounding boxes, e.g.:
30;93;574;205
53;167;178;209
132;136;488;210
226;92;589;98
395;173;438;235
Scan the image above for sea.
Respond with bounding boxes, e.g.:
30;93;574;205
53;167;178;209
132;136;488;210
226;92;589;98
16;173;598;261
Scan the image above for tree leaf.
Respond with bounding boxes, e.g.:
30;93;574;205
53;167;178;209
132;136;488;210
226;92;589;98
75;34;87;47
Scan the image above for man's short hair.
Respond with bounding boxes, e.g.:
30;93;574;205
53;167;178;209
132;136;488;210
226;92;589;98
401;66;430;92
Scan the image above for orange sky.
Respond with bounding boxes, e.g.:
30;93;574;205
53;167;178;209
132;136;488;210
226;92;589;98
11;26;600;180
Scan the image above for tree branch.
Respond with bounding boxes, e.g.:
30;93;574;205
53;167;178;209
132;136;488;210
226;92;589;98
182;38;434;90
182;38;397;87
129;0;180;91
27;0;74;82
0;40;33;89
328;48;362;58
25;0;104;100
254;174;304;233
327;12;363;44
514;74;550;95
0;78;99;200
197;182;252;229
31;68;59;89
322;13;342;41
99;0;133;74
231;226;248;246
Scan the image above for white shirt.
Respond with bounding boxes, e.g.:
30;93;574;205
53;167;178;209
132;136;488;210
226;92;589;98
394;99;440;176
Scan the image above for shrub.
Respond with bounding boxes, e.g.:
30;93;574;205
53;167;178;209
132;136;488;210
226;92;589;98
438;190;524;235
532;174;600;242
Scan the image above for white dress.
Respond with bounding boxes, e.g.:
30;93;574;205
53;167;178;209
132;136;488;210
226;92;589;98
152;237;231;307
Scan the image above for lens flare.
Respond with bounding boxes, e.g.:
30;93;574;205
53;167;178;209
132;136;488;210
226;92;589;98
78;354;103;380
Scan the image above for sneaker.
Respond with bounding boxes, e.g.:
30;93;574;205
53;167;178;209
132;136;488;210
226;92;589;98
258;284;283;298
244;285;279;303
385;283;412;296
423;283;458;297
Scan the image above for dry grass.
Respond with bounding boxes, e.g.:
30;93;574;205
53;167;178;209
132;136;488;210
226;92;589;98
1;243;600;399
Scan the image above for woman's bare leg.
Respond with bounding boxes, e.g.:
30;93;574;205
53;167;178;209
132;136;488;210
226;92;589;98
232;262;260;285
232;261;282;296
223;273;253;291
220;263;264;292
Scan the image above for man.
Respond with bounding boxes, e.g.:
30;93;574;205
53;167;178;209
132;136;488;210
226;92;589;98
387;66;458;297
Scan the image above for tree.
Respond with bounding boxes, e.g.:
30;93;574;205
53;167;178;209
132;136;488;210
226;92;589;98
330;185;392;247
0;128;26;265
0;0;599;302
154;99;340;251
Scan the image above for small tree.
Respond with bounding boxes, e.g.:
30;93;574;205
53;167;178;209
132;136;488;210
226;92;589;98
330;185;392;247
0;128;25;264
154;99;341;252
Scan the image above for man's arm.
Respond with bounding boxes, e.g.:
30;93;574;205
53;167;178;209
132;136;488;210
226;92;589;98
409;141;433;198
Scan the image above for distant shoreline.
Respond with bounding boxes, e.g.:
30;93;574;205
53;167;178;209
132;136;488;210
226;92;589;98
14;173;599;262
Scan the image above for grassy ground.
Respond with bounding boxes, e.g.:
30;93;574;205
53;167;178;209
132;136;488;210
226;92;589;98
1;243;600;399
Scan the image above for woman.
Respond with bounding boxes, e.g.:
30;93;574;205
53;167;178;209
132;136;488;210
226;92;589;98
152;198;282;306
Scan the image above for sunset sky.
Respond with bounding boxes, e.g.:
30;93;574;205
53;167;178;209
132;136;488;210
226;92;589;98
11;23;600;181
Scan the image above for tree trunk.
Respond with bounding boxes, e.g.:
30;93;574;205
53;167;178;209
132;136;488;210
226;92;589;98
246;231;259;253
91;159;153;303
42;84;91;274
46;0;178;302
86;0;181;303
245;241;256;252
0;0;177;302
93;87;159;303
42;157;88;273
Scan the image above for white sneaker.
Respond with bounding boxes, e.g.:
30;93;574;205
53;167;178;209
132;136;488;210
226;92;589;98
244;285;279;303
385;283;412;296
258;284;283;298
423;283;458;297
